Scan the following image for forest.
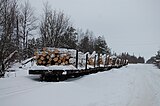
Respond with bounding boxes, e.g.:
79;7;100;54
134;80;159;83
0;0;110;72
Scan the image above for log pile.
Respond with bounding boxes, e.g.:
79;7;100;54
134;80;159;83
98;56;104;65
88;58;94;65
88;53;108;66
87;51;95;65
34;48;119;67
87;55;107;66
34;48;72;66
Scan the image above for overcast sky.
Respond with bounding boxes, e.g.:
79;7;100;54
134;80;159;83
23;0;160;60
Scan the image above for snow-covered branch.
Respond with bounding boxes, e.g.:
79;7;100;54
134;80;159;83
3;50;18;64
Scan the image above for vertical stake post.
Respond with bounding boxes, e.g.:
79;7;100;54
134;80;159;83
75;50;78;68
94;55;96;68
98;52;100;67
85;54;88;70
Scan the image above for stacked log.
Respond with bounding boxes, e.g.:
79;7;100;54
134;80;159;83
98;56;103;65
105;55;110;65
88;58;94;65
88;56;103;65
87;52;106;66
34;48;71;66
108;57;112;65
34;48;125;67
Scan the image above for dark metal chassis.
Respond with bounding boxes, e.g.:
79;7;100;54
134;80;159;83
29;64;125;82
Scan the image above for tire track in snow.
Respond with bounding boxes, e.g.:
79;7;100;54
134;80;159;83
0;82;49;99
126;71;136;106
127;64;159;106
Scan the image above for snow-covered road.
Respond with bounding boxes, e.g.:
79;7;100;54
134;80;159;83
0;64;160;106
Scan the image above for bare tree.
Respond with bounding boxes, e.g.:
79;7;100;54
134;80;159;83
0;0;18;73
40;2;71;48
19;0;37;59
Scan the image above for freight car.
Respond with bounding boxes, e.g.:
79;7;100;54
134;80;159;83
29;48;128;81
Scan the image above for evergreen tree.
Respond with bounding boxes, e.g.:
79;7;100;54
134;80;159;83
94;36;109;54
78;35;90;53
58;26;77;49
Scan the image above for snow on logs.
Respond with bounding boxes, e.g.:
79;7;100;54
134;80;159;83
34;48;74;66
34;47;128;67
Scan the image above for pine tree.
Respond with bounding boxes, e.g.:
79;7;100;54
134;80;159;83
94;36;109;54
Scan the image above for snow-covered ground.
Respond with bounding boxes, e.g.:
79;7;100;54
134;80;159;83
0;64;160;106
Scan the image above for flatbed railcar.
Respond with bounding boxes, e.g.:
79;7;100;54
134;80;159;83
29;48;128;81
29;65;126;81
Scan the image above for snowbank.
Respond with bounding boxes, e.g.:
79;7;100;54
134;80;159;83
31;65;77;70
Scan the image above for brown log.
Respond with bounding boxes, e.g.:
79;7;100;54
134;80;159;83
58;59;61;63
37;59;42;64
53;57;59;62
47;60;51;64
48;50;52;55
54;49;60;54
43;47;47;51
42;51;47;57
88;58;94;65
36;55;39;59
61;62;65;65
42;61;46;64
34;51;38;56
49;58;52;62
109;58;112;65
62;57;66;62
59;57;63;60
46;55;50;59
66;55;70;59
65;61;69;65
40;56;45;61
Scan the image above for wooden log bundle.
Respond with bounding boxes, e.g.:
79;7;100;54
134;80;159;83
98;56;104;65
87;54;106;66
87;56;105;66
88;58;94;65
34;48;125;67
34;48;71;66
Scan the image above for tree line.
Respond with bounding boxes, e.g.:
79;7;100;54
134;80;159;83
0;0;109;72
147;50;160;68
118;53;145;64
